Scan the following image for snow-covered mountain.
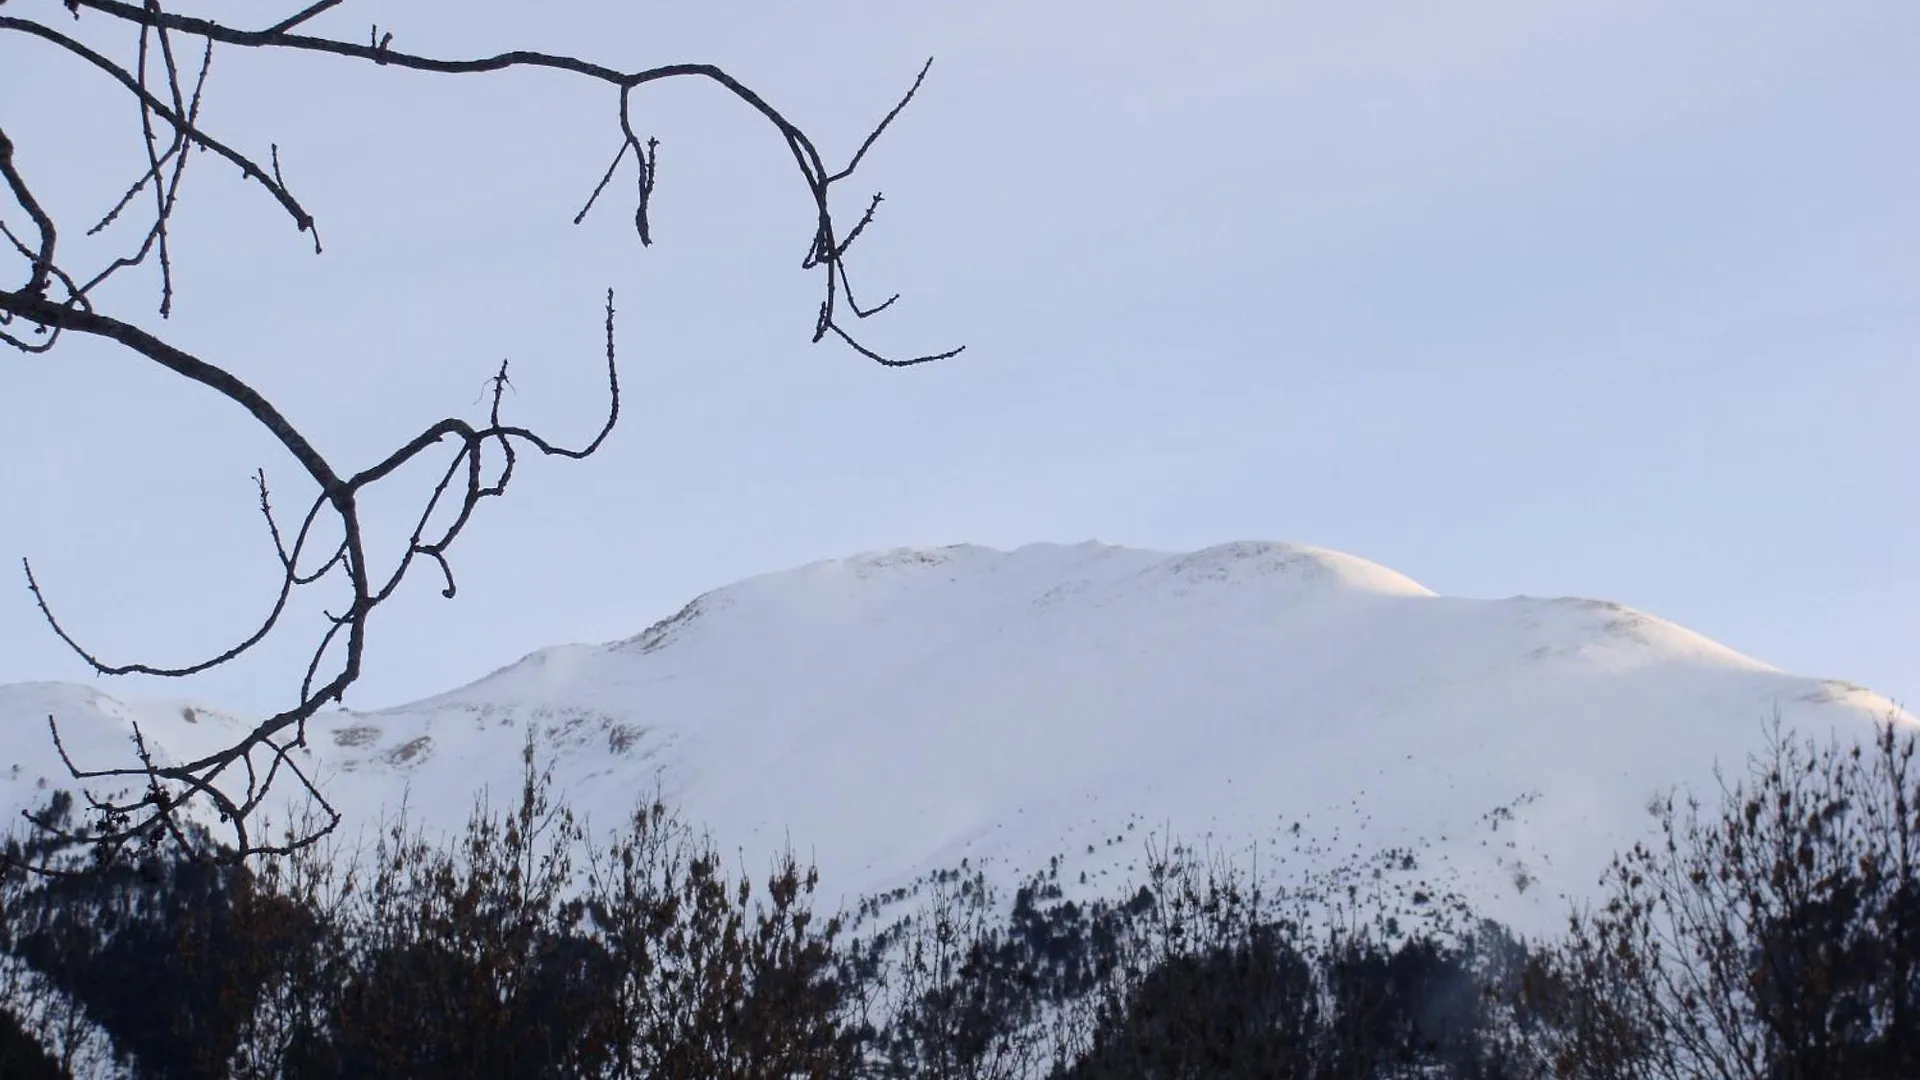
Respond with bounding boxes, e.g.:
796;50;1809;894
1;541;1908;936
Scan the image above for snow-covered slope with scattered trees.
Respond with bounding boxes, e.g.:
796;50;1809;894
1;541;1907;935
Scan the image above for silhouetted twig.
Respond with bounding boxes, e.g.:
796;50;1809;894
0;0;959;862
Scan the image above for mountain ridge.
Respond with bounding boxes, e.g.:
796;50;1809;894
1;540;1906;938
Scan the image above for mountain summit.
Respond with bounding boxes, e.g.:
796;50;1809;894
2;541;1905;933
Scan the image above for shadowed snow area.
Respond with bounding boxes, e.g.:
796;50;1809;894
2;541;1908;936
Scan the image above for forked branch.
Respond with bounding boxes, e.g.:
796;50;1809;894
0;0;959;862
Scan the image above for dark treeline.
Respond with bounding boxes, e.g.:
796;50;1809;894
1;721;1915;1080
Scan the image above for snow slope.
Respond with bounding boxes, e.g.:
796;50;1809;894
1;541;1907;936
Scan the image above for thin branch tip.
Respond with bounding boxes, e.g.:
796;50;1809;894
3;1;950;859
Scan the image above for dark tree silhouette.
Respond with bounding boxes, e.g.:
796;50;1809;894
0;1006;66;1080
0;733;863;1079
1546;717;1920;1080
0;0;958;861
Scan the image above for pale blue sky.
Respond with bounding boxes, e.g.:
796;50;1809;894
1;1;1914;715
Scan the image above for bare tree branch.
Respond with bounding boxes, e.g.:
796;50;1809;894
0;1;959;862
